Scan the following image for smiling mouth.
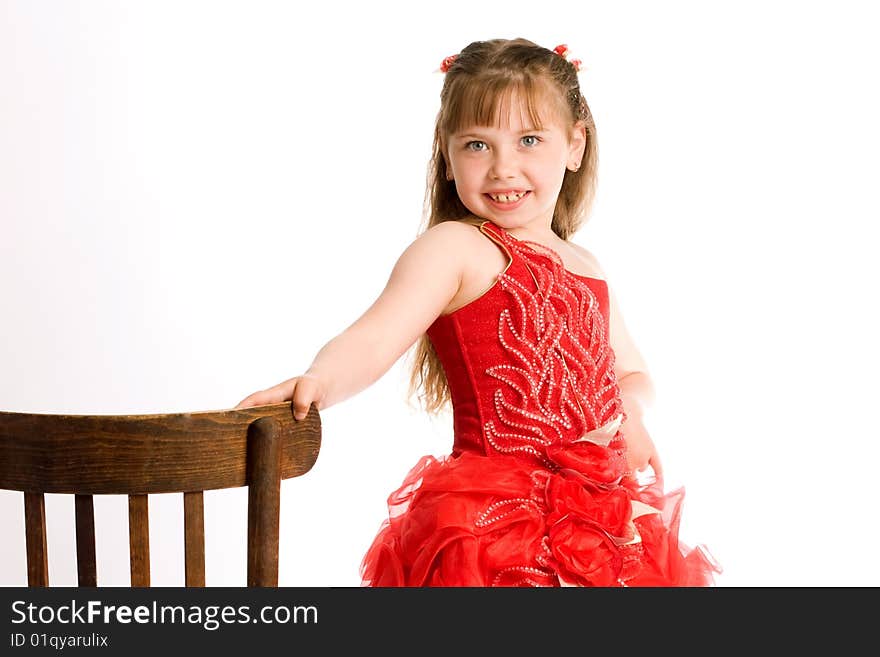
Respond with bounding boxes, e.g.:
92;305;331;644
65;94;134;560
486;191;529;203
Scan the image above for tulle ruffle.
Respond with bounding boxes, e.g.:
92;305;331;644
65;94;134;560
360;451;720;587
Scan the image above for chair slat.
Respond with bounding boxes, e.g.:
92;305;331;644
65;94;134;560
246;417;281;587
24;492;49;586
74;494;97;586
183;491;205;587
128;494;150;586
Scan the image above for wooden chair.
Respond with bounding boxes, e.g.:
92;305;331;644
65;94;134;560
0;402;320;587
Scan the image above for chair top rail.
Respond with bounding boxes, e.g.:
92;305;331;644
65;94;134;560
0;403;320;494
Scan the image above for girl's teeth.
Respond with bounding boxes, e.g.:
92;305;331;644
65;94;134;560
490;192;525;203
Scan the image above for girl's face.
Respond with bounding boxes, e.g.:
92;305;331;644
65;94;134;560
446;93;586;234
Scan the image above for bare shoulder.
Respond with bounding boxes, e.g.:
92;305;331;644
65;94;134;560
399;220;476;263
341;222;473;365
418;220;510;315
386;220;493;305
423;218;484;241
567;241;606;276
420;219;500;266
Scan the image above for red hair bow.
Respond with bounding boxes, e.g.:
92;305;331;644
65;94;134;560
438;54;458;73
553;43;582;72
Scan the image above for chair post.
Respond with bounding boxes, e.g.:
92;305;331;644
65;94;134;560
128;495;150;586
24;492;49;586
183;492;206;587
246;416;282;587
74;494;98;586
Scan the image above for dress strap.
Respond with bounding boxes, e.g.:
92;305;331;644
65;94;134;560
476;220;510;245
475;221;516;275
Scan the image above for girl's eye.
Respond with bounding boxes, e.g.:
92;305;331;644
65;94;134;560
522;135;540;147
465;141;487;152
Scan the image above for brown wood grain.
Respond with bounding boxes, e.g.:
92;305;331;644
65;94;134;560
74;494;97;586
2;402;321;587
183;491;205;587
247;417;282;587
0;403;320;494
128;494;150;586
24;492;48;586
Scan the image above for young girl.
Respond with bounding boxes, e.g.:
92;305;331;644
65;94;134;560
236;38;720;587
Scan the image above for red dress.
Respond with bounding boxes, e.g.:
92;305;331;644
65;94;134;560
360;220;720;587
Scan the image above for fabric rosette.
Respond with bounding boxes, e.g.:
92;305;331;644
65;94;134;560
544;413;629;486
540;471;635;586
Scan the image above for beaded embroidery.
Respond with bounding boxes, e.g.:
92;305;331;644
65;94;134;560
479;223;625;465
465;223;633;586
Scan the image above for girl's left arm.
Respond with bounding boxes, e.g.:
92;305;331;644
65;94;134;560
571;243;661;479
607;286;662;480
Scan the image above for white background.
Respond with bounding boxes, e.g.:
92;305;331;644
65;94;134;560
2;0;877;587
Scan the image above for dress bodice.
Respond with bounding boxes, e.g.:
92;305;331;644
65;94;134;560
426;220;626;466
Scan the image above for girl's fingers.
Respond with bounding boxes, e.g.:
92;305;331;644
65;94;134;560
626;450;648;474
235;392;270;409
291;377;319;421
234;376;322;420
234;381;294;409
649;452;664;484
233;395;259;409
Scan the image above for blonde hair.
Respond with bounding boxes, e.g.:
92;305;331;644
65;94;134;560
407;37;600;416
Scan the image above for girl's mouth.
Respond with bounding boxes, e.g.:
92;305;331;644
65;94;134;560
485;190;530;210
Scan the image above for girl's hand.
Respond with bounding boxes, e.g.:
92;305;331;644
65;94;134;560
621;411;663;486
234;374;326;421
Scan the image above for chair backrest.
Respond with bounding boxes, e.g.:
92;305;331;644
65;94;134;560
0;402;320;587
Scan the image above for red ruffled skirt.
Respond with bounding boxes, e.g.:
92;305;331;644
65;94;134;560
360;451;720;587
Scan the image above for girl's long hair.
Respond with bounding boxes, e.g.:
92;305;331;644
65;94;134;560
406;37;600;416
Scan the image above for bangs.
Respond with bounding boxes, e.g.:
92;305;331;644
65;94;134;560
442;76;564;136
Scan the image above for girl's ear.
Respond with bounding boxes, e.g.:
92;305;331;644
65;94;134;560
442;151;454;181
568;120;588;170
440;138;454;181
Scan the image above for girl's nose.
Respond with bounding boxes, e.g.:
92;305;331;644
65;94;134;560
489;149;519;179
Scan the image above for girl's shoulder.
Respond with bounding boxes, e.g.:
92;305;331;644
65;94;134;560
565;240;605;276
420;220;501;275
401;219;488;278
428;217;485;232
423;218;489;248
